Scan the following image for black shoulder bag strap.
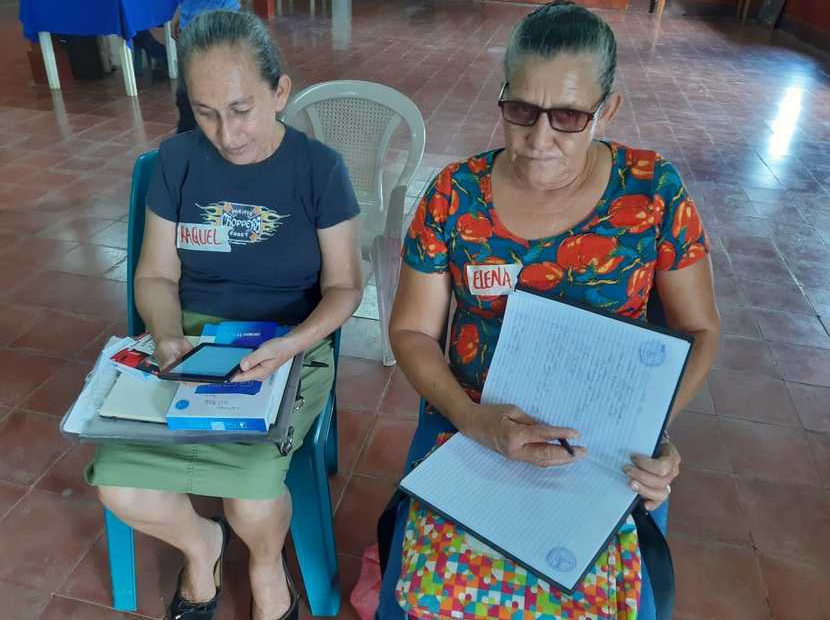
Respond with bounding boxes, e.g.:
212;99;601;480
632;503;675;620
377;489;408;575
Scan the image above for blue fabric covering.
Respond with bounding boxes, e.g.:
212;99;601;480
19;0;178;42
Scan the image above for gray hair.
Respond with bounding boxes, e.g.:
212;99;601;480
503;1;617;98
178;10;283;90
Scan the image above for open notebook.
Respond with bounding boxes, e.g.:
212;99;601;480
400;289;692;592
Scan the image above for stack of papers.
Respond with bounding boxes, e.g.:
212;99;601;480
65;321;294;434
400;290;692;592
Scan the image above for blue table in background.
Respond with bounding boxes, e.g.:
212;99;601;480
19;0;179;96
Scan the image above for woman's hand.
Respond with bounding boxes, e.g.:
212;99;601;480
463;403;585;467
154;336;193;370
624;438;681;511
232;337;296;382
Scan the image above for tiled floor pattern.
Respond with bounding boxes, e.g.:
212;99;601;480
0;1;829;618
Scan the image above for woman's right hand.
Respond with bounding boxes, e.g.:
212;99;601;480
462;403;586;467
154;336;193;370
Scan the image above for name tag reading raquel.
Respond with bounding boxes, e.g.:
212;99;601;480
177;223;231;252
466;262;522;296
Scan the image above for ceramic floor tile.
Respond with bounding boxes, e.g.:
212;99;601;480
713;336;779;378
87;221;129;249
36;442;97;500
35;216;116;243
0;489;103;591
760;553;830;620
0;237;79;267
378;367;421;419
737;477;830;565
719;417;820;487
754;309;830;349
36;596;141;619
717;305;762;339
11;311;111;359
0;411;71;486
786;382;830;432
669;534;770;620
60;530;179;619
0;259;40;295
3;270;96;312
728;254;795;285
0;481;27;520
354;417;417;479
683;379;715;415
45;244;127;278
669;412;733;473
735;280;815;316
806;431;830;490
335;409;376;474
0;350;64;408
0;302;43;346
334;474;397;557
669;468;751;545
770;343;830;387
0;580;52;620
708;369;800;426
336;357;393;413
19;360;92;417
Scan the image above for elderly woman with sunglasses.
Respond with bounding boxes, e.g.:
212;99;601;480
379;1;719;618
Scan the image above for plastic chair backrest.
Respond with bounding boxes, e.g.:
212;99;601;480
282;80;426;249
127;150;158;337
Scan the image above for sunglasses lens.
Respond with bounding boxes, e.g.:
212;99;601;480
549;108;591;132
501;101;541;127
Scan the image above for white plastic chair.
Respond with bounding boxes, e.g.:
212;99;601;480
283;80;426;366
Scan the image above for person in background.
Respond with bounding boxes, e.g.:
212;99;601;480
173;0;242;133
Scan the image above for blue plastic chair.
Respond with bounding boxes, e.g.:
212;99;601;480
104;150;342;616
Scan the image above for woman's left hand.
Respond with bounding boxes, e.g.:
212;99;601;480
623;439;681;511
232;337;296;382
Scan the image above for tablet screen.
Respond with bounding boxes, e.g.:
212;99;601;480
167;345;253;377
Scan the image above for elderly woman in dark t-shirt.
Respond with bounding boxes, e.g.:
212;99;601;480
85;12;362;620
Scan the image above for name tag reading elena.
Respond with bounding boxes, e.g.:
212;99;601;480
177;223;231;252
466;262;522;296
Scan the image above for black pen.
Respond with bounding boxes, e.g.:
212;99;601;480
303;360;329;368
559;438;576;457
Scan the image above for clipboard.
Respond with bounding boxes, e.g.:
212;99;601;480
399;288;694;593
60;350;305;447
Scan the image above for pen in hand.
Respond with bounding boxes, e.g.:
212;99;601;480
558;437;576;457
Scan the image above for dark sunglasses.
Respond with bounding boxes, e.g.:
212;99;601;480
497;82;606;134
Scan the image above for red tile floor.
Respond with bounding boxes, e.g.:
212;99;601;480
1;1;829;618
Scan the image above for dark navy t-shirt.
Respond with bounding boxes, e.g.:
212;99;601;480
146;125;359;325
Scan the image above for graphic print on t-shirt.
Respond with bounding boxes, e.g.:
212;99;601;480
197;201;289;245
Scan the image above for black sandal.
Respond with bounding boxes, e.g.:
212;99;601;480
169;516;231;620
250;556;299;620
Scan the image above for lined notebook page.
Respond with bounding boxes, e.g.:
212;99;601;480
401;433;634;591
401;290;690;590
482;290;691;472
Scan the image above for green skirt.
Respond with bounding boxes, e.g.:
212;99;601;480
85;311;335;500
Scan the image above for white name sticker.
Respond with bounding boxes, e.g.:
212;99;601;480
466;262;522;296
177;223;231;252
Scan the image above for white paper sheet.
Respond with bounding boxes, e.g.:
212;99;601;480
61;337;129;434
400;290;691;590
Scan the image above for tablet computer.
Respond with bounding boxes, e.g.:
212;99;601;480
158;343;256;384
